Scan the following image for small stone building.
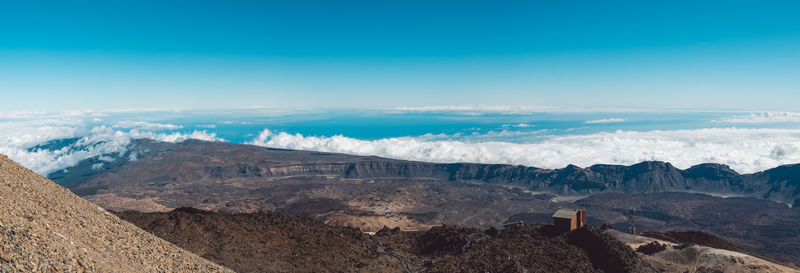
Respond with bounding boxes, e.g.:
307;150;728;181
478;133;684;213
552;208;587;233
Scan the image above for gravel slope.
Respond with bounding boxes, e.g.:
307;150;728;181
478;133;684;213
605;230;799;273
0;154;233;272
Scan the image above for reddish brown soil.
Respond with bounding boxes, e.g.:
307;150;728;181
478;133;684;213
115;207;397;273
567;227;650;273
116;208;655;273
424;225;605;273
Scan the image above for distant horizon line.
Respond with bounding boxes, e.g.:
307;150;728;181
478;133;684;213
2;105;799;116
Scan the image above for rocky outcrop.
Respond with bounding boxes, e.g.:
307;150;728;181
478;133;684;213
752;164;800;202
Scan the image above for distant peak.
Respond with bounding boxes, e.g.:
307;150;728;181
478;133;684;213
565;164;583;170
632;161;668;167
687;163;735;170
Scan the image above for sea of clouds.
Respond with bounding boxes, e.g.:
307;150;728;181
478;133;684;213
2;109;800;176
250;127;800;174
711;112;800;123
0;111;219;175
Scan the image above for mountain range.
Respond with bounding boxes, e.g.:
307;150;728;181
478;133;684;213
3;138;799;271
45;138;800;264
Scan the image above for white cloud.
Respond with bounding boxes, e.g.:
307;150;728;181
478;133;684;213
502;123;535;128
5;108;800;178
249;128;800;174
197;124;217;128
584;118;629;124
0;112;221;175
395;105;558;114
100;107;186;113
128;151;138;162
131;129;219;143
0;111;48;119
112;121;183;130
393;105;685;114
98;155;115;162
712;112;800;123
770;144;798;160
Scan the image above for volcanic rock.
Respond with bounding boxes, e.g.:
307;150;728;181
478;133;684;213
0;154;231;272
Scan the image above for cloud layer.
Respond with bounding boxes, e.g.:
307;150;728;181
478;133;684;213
713;112;800;123
112;121;184;130
5;109;800;176
0;112;219;175
502;123;535;128
394;105;674;114
250;128;800;174
584;118;628;124
395;105;554;113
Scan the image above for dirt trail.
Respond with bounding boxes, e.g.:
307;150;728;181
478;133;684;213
367;237;426;273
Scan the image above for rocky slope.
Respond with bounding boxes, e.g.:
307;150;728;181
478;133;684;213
564;192;800;265
118;207;795;273
115;207;401;273
117;207;654;273
0;154;232;272
606;230;798;273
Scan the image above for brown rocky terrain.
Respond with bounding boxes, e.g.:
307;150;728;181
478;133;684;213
56;139;561;232
638;231;746;253
54;139;800;206
48;139;800;265
116;207;655;273
570;192;800;265
0;154;232;272
117;207;796;273
606;230;798;273
114;207;401;273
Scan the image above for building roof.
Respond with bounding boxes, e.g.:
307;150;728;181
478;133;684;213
552;209;580;219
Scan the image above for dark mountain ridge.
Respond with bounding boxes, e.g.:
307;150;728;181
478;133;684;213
53;139;800;204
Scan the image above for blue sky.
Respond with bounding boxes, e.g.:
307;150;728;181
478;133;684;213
1;0;799;111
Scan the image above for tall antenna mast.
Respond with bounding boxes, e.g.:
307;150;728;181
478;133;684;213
626;206;637;234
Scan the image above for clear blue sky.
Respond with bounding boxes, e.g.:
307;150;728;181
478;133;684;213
1;0;799;111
